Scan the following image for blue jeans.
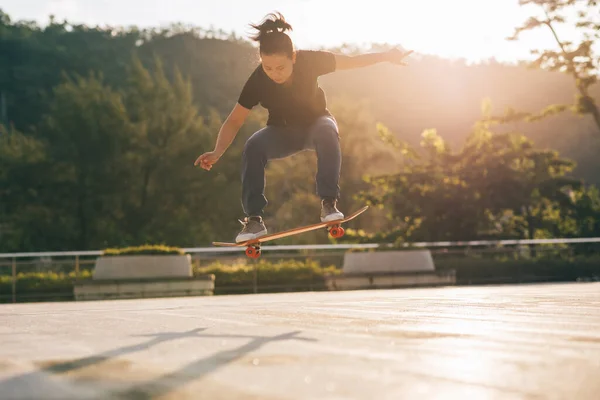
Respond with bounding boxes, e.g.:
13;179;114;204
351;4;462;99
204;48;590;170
241;115;341;216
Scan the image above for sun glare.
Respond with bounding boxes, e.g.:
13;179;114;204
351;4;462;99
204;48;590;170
286;0;557;63
2;0;587;63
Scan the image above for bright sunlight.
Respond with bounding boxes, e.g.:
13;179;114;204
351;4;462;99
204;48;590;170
1;0;565;62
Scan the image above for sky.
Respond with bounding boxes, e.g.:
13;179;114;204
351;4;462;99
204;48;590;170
0;0;578;63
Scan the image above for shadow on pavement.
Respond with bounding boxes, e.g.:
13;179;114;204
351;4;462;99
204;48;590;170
0;328;316;399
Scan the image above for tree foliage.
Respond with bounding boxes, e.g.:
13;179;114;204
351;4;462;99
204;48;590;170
0;9;599;252
352;103;598;243
497;0;600;133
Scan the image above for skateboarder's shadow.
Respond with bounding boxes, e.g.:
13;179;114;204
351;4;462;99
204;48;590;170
40;327;211;374
120;329;317;398
0;328;316;398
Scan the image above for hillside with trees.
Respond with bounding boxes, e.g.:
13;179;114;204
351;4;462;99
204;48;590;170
1;6;599;252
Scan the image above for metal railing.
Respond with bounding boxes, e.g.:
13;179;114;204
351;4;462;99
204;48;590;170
1;237;599;303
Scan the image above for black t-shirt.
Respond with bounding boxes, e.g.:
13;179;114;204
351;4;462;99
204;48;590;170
238;50;336;127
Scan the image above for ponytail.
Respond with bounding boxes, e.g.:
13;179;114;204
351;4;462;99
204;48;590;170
249;12;294;58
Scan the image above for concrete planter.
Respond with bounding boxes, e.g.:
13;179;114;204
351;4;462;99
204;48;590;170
324;270;456;291
342;250;436;274
74;275;215;301
92;254;192;280
324;250;456;291
73;254;215;301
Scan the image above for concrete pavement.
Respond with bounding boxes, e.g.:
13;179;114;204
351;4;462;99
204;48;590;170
1;282;600;399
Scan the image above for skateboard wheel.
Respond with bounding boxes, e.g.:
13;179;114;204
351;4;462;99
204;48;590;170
329;226;344;238
245;246;261;258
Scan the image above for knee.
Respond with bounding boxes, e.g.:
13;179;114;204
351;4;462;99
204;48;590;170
313;117;339;143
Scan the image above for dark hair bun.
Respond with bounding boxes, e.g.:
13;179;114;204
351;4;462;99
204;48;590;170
250;12;292;42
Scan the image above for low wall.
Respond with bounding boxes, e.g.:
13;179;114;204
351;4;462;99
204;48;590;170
92;254;192;280
74;254;213;301
74;275;215;301
325;270;456;291
342;250;435;274
325;250;455;291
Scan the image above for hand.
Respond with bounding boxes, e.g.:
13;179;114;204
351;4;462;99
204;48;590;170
194;151;221;171
386;48;413;66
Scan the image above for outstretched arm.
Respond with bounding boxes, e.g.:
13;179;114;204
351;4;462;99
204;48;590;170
194;103;250;171
334;48;413;71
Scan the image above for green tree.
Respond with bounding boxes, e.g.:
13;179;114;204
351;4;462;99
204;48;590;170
357;127;489;243
556;184;600;237
0;125;48;251
504;0;600;133
118;56;247;246
33;72;134;250
355;114;582;243
0;11;141;132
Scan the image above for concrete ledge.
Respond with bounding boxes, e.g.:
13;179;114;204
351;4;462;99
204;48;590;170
325;250;455;291
73;275;215;301
342;250;435;274
324;270;456;291
92;254;192;280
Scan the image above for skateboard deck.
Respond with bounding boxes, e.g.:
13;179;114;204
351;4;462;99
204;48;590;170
213;205;369;258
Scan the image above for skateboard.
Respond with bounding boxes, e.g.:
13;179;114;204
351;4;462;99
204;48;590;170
213;205;369;258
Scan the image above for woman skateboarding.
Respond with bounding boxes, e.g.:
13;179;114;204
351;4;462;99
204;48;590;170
195;12;412;243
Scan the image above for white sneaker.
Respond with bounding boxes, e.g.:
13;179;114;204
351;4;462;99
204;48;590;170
235;216;268;243
320;198;344;222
